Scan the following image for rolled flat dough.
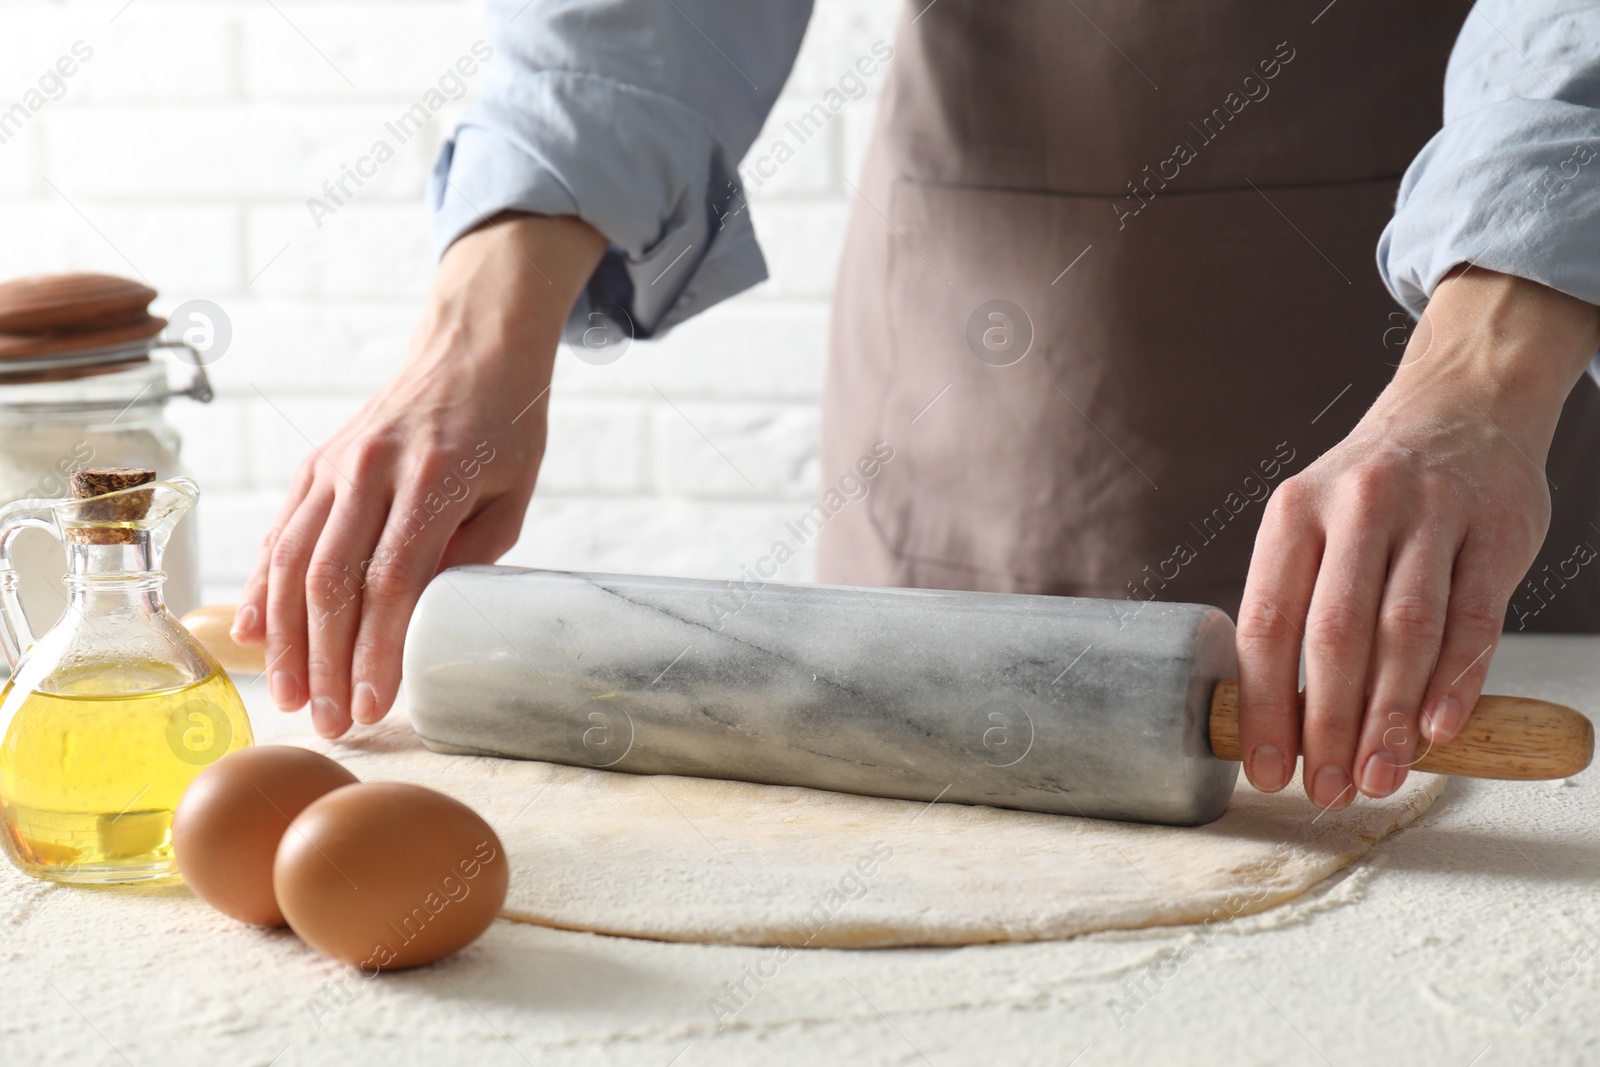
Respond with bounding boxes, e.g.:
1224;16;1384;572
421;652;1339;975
301;718;1444;948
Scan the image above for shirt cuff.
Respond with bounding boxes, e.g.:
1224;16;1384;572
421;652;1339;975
428;71;768;343
1378;99;1600;318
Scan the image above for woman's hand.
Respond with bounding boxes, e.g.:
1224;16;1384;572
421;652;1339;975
1236;268;1600;809
231;213;606;738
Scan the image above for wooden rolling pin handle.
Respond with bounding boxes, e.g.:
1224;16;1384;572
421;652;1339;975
1209;679;1594;780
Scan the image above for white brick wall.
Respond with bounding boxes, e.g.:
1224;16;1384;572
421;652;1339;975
0;0;901;603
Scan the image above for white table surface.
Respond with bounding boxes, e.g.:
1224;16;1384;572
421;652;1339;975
2;633;1596;1067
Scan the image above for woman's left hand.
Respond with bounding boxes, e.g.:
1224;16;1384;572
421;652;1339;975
1234;268;1600;809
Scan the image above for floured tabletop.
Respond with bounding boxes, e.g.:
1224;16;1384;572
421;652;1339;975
1;633;1596;1066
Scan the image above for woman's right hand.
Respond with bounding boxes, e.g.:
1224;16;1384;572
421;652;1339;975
230;213;607;739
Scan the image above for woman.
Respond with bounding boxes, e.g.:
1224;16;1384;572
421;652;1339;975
235;0;1600;814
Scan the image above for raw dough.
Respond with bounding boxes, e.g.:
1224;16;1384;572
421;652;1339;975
302;717;1444;949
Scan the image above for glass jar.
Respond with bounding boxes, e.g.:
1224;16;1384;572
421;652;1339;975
0;275;214;637
0;473;251;883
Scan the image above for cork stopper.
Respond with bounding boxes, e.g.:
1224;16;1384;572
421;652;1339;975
66;466;157;545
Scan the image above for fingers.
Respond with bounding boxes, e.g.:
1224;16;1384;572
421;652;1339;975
1416;530;1512;749
233;462;315;647
232;534;272;647
346;491;461;727
1236;479;1324;793
1299;505;1392;811
303;488;391;739
263;487;334;712
1243;473;1521;812
343;493;528;727
1353;528;1453;799
232;431;531;735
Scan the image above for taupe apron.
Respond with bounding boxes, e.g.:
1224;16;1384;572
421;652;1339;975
819;0;1600;633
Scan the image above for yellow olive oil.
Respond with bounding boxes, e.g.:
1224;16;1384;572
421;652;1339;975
0;666;252;883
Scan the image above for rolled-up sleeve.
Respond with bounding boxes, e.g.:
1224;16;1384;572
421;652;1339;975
430;0;813;340
1377;1;1600;347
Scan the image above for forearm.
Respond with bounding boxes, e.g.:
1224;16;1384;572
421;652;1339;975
1386;267;1600;459
418;212;607;394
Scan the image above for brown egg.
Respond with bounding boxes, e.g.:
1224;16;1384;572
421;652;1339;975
273;782;508;972
179;604;267;674
173;746;359;926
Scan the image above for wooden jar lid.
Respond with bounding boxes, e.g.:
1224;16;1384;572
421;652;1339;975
0;273;166;363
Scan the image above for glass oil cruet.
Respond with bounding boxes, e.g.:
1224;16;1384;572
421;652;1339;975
0;466;252;883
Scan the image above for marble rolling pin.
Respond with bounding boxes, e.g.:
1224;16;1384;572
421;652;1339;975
397;566;1595;826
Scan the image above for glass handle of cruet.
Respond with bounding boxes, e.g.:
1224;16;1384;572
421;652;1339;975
0;499;63;671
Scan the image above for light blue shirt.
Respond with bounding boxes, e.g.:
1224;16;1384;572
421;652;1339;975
1374;1;1600;383
429;0;812;342
433;0;1600;370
